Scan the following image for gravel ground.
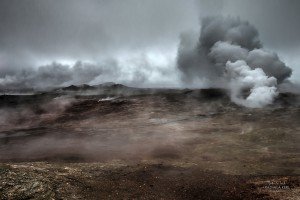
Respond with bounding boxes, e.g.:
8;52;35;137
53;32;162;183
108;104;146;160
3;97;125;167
0;88;299;199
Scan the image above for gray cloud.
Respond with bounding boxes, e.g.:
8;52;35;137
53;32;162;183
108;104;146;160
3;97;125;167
177;16;293;107
0;0;299;89
0;57;180;91
0;62;103;90
209;41;248;65
196;0;300;50
0;0;199;65
246;49;292;83
200;16;261;50
177;16;292;82
197;0;300;83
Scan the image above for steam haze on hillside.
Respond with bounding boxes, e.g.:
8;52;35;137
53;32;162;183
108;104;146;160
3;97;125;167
0;0;299;106
1;2;300;198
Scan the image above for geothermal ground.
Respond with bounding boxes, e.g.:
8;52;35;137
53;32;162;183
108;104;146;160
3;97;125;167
0;84;299;199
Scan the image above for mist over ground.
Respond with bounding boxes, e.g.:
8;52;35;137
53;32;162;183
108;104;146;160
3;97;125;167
0;2;300;198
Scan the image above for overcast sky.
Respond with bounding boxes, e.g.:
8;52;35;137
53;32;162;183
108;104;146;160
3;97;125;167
0;0;299;88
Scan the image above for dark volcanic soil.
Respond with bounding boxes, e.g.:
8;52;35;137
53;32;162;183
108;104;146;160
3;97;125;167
0;86;299;199
1;162;299;200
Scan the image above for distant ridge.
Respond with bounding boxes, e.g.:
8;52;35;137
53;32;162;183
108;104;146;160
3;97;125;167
59;82;129;92
61;84;95;91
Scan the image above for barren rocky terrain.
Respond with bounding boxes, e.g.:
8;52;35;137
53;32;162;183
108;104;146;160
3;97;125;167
0;84;299;199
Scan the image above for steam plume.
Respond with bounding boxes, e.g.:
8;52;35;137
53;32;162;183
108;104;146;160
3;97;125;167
226;60;278;108
177;16;292;107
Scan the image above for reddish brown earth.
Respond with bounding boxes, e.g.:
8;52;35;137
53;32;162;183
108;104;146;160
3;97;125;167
0;87;299;199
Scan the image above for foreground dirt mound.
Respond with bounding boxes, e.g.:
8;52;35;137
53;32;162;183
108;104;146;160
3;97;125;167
0;88;299;199
1;162;299;200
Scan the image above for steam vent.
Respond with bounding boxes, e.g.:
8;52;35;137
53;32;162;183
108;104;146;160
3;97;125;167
0;1;299;199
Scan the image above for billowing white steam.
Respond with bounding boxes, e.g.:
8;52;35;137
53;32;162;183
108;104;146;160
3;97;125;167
226;60;278;108
209;41;280;107
177;16;292;108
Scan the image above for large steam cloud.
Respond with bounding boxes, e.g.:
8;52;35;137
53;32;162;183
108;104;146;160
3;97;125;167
177;16;292;108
